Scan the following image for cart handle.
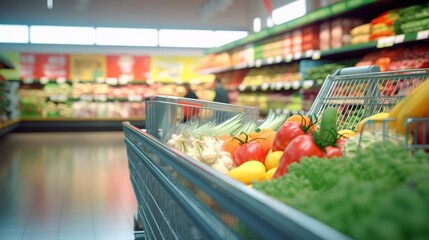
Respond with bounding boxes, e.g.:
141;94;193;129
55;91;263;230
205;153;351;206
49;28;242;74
333;65;380;76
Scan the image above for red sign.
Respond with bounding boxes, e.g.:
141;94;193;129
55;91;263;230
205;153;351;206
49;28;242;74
20;53;69;80
106;55;150;81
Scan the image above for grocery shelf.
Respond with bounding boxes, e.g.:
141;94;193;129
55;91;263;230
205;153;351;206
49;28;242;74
0;118;20;137
236;80;322;92
202;31;429;75
206;0;376;54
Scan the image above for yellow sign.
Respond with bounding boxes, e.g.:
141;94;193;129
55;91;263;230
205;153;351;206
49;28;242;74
69;55;106;81
150;56;212;83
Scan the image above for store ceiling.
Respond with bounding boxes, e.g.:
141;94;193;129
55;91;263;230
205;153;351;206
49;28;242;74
0;0;250;30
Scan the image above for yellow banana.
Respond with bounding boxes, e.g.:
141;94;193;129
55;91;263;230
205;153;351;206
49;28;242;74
394;79;429;134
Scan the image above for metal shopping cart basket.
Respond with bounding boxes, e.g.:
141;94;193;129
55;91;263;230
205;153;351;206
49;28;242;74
123;95;348;240
307;66;429;153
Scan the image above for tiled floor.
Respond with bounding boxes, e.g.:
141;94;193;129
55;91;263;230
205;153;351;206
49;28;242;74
0;132;138;240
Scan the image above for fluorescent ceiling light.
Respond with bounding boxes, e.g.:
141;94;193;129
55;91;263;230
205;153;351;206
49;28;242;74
0;25;29;43
159;29;215;48
272;0;306;25
30;25;95;45
95;27;158;46
266;17;274;28
253;17;261;33
213;31;248;47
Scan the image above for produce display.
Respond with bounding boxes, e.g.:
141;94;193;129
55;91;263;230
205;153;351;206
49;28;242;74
0;80;20;124
163;75;429;239
17;81;215;119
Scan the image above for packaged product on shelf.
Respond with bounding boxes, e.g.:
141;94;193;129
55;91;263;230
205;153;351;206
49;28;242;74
283;32;292;56
350;23;371;45
292;29;302;54
394;3;429;34
319;21;331;50
331;18;363;48
301;25;320;51
262;36;283;58
19;89;46;117
370;10;399;41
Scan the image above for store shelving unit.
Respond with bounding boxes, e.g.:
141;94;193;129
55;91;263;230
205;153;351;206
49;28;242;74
199;0;429;114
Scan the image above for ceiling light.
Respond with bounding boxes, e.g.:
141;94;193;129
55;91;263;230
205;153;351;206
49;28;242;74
95;27;158;47
0;25;29;43
30;25;95;45
272;0;307;25
159;29;215;48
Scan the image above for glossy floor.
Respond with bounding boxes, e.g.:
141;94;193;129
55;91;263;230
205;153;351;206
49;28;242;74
0;132;138;240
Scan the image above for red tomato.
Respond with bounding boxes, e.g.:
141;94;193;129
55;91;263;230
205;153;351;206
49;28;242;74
234;141;266;166
325;146;342;158
274;135;325;178
272;122;306;151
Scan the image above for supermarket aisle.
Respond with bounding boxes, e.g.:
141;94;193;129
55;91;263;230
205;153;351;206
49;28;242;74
0;132;137;240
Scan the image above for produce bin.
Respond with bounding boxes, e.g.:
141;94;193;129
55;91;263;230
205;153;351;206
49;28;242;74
124;67;429;239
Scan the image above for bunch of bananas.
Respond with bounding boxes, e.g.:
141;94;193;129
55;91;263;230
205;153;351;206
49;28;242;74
389;78;429;134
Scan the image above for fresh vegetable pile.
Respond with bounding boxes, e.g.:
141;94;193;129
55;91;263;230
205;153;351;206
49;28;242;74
253;143;429;240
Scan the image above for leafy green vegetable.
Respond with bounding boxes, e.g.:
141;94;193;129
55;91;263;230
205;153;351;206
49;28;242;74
254;143;429;240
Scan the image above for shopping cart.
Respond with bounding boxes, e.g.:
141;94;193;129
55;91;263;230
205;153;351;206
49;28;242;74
123;67;429;240
308;66;429;153
123;95;348;240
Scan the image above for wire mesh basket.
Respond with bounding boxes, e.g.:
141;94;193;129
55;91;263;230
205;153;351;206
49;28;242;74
359;117;429;154
308;66;429;131
144;95;259;141
123;122;348;240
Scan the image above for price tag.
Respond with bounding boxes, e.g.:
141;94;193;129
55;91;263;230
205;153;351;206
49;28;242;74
284;82;291;90
56;77;66;84
394;34;405;44
238;84;246;92
312;50;321;60
58;95;68;102
305;50;314;58
255;59;262;67
248;61;255;68
417;30;429;40
98;95;107;102
250;85;258;91
266;57;274;64
50;95;58;101
119;78;129;85
106;78;118;85
23;78;34;84
276;82;283;90
261;83;270;91
96;77;105;83
292;81;301;89
134;95;143;102
270;83;276;90
275;56;282;63
40;77;50;85
303;80;314;89
285;54;293;62
376;36;395;48
275;108;282;114
293;52;302;60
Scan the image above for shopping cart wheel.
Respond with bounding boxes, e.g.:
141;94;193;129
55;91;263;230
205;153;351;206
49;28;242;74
134;213;145;240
